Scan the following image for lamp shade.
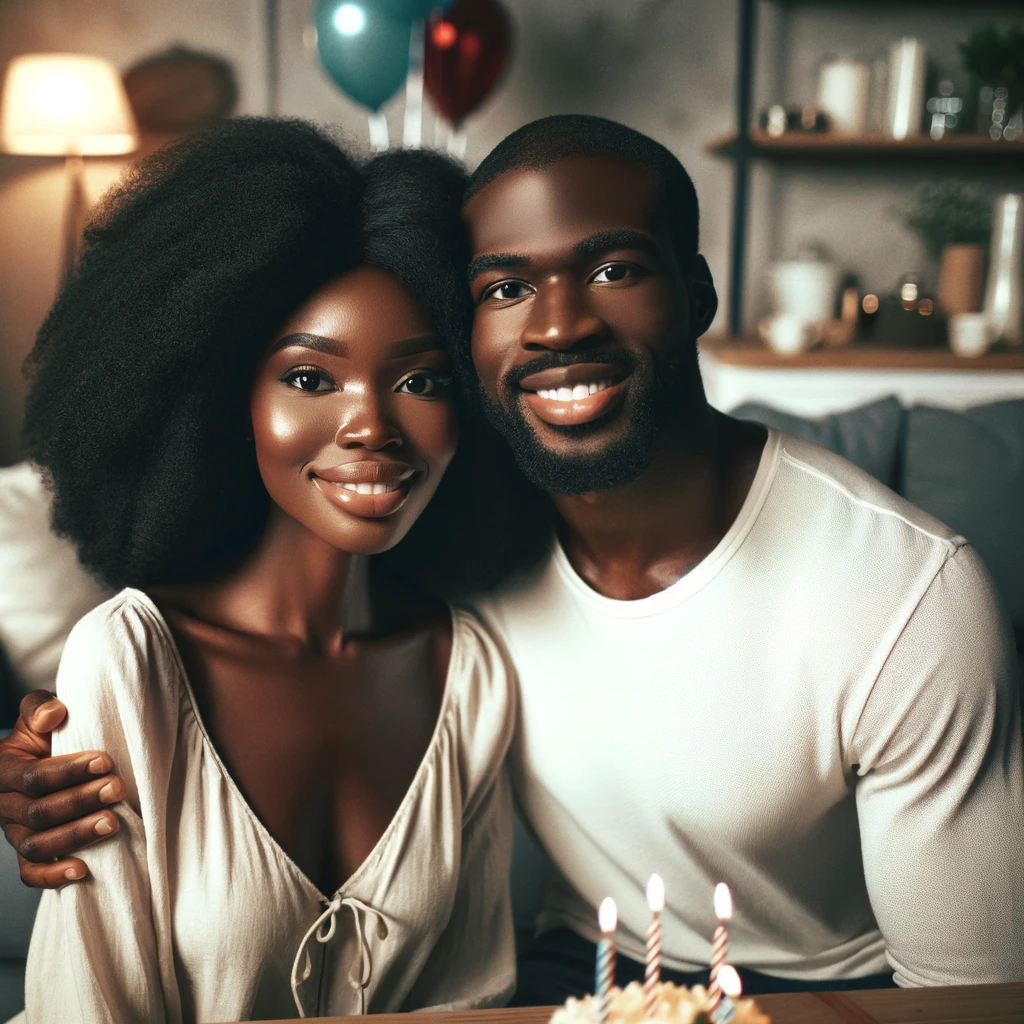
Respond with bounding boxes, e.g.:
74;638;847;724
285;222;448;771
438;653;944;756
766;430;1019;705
1;53;137;156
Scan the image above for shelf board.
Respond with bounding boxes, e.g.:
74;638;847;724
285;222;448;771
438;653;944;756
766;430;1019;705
700;338;1024;371
707;130;1024;163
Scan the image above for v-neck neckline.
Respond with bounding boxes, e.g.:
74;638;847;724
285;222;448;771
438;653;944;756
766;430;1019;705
120;587;462;905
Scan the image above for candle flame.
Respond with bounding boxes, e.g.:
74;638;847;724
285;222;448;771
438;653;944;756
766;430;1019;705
646;873;665;912
719;964;742;998
713;882;733;920
599;896;618;933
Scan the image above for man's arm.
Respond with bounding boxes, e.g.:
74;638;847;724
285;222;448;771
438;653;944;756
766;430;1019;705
852;544;1024;985
0;690;124;887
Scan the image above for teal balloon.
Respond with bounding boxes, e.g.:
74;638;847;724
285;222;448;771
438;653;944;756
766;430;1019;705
371;0;456;15
315;0;411;112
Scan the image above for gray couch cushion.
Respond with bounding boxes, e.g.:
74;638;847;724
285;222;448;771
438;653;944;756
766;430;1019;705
730;395;903;488
902;400;1024;629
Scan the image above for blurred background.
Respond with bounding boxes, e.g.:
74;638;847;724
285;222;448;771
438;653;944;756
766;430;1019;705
1;5;1023;1018
1;0;1023;465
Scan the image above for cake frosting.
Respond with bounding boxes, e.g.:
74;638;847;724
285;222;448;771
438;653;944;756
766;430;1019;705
549;980;770;1024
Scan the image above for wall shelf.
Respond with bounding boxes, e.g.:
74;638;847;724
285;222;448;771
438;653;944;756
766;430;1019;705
708;131;1024;163
702;337;1024;371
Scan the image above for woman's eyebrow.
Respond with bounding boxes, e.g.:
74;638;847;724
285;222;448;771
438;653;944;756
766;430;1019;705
270;332;348;357
388;335;443;358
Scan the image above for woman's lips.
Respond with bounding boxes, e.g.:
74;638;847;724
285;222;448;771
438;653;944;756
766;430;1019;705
520;372;629;427
312;461;417;519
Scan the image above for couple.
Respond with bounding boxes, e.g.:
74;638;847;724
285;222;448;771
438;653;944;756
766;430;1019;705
2;113;1023;1021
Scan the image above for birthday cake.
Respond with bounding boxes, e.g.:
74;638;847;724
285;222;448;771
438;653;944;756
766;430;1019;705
549;980;770;1024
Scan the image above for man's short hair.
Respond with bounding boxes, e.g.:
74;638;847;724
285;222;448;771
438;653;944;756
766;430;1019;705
464;114;700;267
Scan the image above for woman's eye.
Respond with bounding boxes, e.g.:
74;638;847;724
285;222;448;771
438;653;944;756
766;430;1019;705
396;372;451;397
283;368;335;393
483;280;531;302
591;263;639;284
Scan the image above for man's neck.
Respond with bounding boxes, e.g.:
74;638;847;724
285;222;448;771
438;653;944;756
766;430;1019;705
551;407;767;601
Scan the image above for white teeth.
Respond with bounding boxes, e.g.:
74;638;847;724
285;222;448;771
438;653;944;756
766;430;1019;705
339;481;400;494
535;380;614;401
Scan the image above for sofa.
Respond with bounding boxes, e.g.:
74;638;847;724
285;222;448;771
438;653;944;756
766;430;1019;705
1;395;1022;1020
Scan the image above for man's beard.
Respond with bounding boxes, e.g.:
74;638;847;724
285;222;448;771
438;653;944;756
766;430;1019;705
476;346;694;496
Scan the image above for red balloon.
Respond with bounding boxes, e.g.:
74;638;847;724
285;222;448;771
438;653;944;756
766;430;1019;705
425;0;511;126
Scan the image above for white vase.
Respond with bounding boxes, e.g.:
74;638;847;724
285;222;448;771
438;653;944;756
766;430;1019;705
983;194;1024;346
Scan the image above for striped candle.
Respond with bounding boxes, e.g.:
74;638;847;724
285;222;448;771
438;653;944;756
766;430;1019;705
643;874;664;1016
595;897;617;1024
707;883;732;1007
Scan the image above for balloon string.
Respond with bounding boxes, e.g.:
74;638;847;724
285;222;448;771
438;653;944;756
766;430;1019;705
446;126;467;159
403;17;425;148
368;112;390;151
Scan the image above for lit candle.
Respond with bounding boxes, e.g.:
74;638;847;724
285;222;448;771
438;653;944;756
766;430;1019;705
643;874;664;1017
595;897;617;1024
707;883;732;1007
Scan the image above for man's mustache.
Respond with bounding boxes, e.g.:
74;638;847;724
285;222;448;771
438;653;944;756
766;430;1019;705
500;348;639;390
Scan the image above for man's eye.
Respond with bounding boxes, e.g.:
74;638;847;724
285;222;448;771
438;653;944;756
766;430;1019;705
283;368;335;393
483;281;531;302
591;263;638;284
396;372;451;397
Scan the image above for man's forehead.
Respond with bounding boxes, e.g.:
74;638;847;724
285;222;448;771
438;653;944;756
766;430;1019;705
464;154;661;256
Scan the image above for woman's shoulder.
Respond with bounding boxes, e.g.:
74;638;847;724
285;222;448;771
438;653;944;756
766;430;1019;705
57;587;184;728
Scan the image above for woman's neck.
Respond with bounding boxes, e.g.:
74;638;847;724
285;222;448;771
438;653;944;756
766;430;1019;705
156;508;372;656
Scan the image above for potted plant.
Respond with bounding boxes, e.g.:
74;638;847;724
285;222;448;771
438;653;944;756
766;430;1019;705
904;182;992;315
960;25;1024;139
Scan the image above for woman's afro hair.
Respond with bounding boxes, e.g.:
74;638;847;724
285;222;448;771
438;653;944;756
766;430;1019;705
23;117;474;590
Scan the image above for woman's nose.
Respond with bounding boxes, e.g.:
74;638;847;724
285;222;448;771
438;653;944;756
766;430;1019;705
334;385;402;451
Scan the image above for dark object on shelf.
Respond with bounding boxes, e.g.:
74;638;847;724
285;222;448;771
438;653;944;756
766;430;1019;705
860;274;946;347
758;104;830;137
122;47;239;132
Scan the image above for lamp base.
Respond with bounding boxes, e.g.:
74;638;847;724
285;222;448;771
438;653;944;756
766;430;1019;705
61;153;86;287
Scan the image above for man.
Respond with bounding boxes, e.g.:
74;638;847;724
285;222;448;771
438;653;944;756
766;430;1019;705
3;116;1023;999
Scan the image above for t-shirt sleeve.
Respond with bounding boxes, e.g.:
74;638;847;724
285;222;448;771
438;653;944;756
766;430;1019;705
850;544;1024;986
25;595;184;1023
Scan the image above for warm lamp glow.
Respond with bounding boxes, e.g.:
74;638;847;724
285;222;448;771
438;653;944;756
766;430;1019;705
718;964;742;998
1;53;137;156
646;873;665;912
598;897;618;934
714;882;733;920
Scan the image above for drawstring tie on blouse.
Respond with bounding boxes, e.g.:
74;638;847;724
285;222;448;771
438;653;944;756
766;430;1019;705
290;895;389;1017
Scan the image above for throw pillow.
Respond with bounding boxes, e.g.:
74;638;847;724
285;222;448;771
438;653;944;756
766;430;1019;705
902;400;1024;629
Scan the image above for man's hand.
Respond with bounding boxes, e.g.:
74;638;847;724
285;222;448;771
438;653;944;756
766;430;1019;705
0;690;124;888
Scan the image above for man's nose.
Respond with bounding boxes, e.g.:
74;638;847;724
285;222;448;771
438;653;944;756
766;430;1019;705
522;277;608;352
334;385;402;451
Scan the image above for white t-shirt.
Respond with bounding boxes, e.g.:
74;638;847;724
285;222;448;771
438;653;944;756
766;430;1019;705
474;429;1024;987
26;590;517;1022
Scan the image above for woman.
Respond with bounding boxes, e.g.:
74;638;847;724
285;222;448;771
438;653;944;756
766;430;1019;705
22;118;518;1021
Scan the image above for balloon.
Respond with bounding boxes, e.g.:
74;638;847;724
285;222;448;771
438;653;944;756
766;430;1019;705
371;0;456;17
424;0;511;126
314;0;411;112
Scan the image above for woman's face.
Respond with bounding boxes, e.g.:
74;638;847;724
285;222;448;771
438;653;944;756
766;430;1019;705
250;266;458;555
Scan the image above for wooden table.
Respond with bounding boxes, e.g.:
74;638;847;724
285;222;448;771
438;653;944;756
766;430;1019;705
252;983;1024;1024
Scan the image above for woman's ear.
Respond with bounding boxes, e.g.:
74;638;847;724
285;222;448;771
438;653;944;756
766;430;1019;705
688;255;718;338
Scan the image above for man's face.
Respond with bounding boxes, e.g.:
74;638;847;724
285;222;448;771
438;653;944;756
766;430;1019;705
464;155;715;495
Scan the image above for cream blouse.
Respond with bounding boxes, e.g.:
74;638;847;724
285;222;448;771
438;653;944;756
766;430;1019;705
26;589;517;1022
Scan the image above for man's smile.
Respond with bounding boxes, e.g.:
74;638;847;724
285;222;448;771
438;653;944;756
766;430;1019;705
516;361;630;427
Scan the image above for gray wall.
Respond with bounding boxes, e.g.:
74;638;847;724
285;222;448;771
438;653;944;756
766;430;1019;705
0;0;1019;463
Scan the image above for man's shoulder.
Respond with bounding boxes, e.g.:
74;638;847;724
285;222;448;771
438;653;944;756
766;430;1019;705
772;431;963;554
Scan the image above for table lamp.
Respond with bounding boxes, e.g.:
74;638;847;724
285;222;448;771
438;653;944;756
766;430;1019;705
0;53;138;283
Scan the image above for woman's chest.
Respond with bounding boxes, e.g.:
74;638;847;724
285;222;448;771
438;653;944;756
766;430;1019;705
176;627;447;893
